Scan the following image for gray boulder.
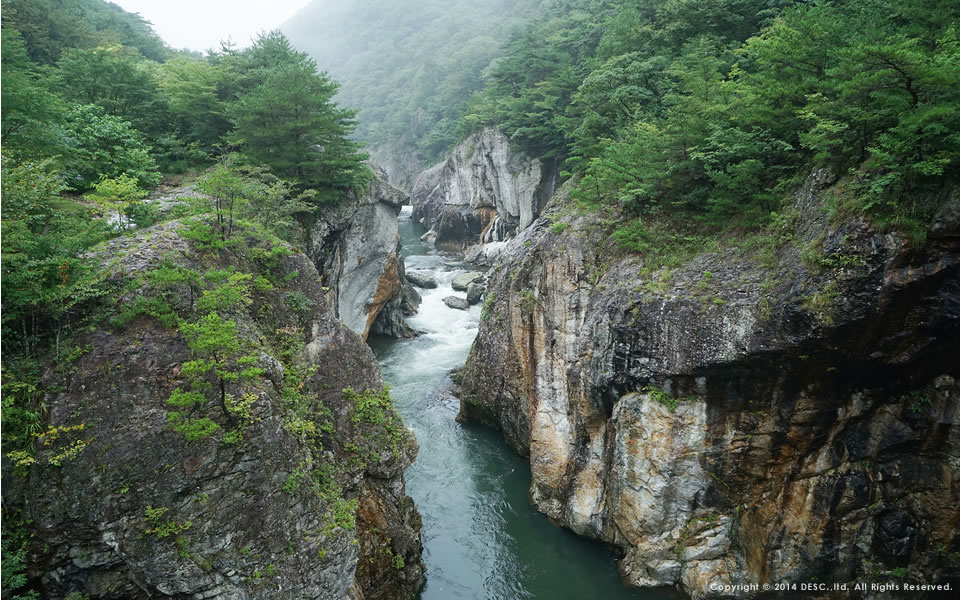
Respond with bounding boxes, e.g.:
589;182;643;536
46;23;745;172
466;282;484;305
407;270;438;289
443;296;470;310
452;272;484;291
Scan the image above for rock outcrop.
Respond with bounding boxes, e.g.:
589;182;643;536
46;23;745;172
459;171;960;597
309;168;418;339
4;220;425;599
410;128;556;251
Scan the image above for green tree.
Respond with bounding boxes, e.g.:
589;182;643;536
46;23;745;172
0;155;110;356
84;173;150;229
0;28;65;161
226;31;370;198
156;57;230;149
56;44;170;136
59;104;160;190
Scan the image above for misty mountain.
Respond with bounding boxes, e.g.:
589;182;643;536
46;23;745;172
281;0;545;184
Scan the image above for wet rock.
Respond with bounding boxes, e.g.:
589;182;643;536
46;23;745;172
466;282;484;305
458;173;960;598
308;166;414;340
464;241;508;266
443;296;470;310
410;128;556;249
372;260;421;339
6;221;425;600
407;270;438;289
451;272;484;291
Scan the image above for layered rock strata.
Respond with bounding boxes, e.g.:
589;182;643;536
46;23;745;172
309;168;418;339
410;128;555;251
459;171;960;597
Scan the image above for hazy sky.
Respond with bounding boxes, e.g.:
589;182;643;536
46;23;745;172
110;1;312;52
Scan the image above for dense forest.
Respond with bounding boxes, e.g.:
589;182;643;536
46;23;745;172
1;3;371;590
460;0;959;243
3;0;959;597
282;0;544;168
1;0;371;349
286;0;958;241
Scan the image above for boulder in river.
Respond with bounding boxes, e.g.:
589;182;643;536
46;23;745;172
443;295;470;310
407;270;438;289
466;282;484;305
452;272;484;291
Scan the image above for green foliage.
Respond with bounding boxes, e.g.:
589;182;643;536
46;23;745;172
1;536;39;600
224;31;371;197
167;413;221;441
180;312;239;356
283;291;314;314
481;292;496;321
802;281;842;326
143;505;192;539
516;290;537;313
0;28;66;161
282;0;544;166
60;104;161;190
343;387;408;458
56;44;169;136
460;0;958;234
2;0;171;64
1;155;112;356
196;157;318;242
908;390;932;414
84;174;150;229
642;385;696;412
196;271;252;314
1;362;45;463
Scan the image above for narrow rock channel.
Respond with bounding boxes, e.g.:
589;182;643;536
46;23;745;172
369;208;680;600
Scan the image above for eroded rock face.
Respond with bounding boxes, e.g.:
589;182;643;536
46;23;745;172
309;168;417;339
5;221;424;599
410;128;555;251
459;173;960;598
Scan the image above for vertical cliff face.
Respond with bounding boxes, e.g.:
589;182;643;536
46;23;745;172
410;128;555;251
309;169;419;339
459;172;960;597
3;221;424;599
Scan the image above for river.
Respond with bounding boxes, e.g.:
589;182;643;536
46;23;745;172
369;208;680;600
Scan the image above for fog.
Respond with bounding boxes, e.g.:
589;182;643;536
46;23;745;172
109;0;312;52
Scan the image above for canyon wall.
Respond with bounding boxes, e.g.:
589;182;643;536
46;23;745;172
4;220;425;599
410;128;555;252
459;170;960;597
309;168;419;339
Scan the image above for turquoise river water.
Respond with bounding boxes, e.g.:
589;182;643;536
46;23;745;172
368;208;682;600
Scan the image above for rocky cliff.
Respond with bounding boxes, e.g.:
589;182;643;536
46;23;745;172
410;128;555;252
459;170;960;597
3;219;425;599
309;168;419;339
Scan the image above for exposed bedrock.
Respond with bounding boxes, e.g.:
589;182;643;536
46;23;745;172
459;171;960;598
410;128;556;251
309;167;419;339
3;221;424;599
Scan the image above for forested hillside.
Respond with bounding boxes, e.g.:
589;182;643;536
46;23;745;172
1;2;413;597
460;0;959;241
2;0;370;358
281;0;544;177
